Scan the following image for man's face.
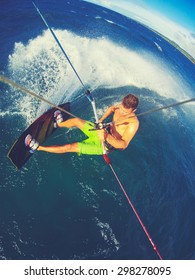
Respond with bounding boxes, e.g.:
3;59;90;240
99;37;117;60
119;103;133;115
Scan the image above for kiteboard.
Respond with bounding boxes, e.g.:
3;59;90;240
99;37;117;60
7;102;70;169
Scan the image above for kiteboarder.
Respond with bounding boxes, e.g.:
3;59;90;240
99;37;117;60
25;94;139;155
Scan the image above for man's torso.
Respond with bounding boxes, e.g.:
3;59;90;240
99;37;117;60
110;106;138;139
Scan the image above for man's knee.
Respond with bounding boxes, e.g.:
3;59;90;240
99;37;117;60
58;117;85;129
72;118;85;129
61;143;79;153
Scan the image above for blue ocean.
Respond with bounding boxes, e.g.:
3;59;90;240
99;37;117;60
0;0;195;260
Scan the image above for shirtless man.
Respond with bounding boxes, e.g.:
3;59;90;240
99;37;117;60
25;94;139;155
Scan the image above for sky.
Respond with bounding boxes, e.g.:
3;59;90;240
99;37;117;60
85;0;195;59
144;0;195;30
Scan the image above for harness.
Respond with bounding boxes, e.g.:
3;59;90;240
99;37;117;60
104;126;116;153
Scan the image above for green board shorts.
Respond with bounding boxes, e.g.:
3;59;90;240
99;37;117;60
77;121;104;155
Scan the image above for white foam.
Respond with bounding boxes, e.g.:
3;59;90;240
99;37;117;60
79;182;99;209
104;19;115;24
154;42;162;52
0;111;21;117
94;217;120;250
7;29;193;123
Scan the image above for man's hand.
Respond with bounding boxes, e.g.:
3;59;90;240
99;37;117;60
94;122;104;130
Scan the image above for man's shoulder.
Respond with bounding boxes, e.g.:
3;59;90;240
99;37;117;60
112;104;120;112
127;116;139;130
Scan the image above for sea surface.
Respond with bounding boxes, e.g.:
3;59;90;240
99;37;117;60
0;0;195;260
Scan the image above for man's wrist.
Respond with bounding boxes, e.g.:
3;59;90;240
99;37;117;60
104;130;109;140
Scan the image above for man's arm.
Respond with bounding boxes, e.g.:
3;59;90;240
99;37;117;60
100;121;139;149
99;105;116;123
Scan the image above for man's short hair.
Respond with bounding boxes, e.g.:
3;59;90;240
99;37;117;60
122;94;139;110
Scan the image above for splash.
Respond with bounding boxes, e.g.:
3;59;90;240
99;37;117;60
8;29;192;122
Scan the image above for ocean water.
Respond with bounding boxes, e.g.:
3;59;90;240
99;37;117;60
0;0;195;260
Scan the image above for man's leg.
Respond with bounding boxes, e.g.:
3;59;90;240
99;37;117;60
58;117;86;130
38;142;79;153
37;118;86;154
25;118;88;154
